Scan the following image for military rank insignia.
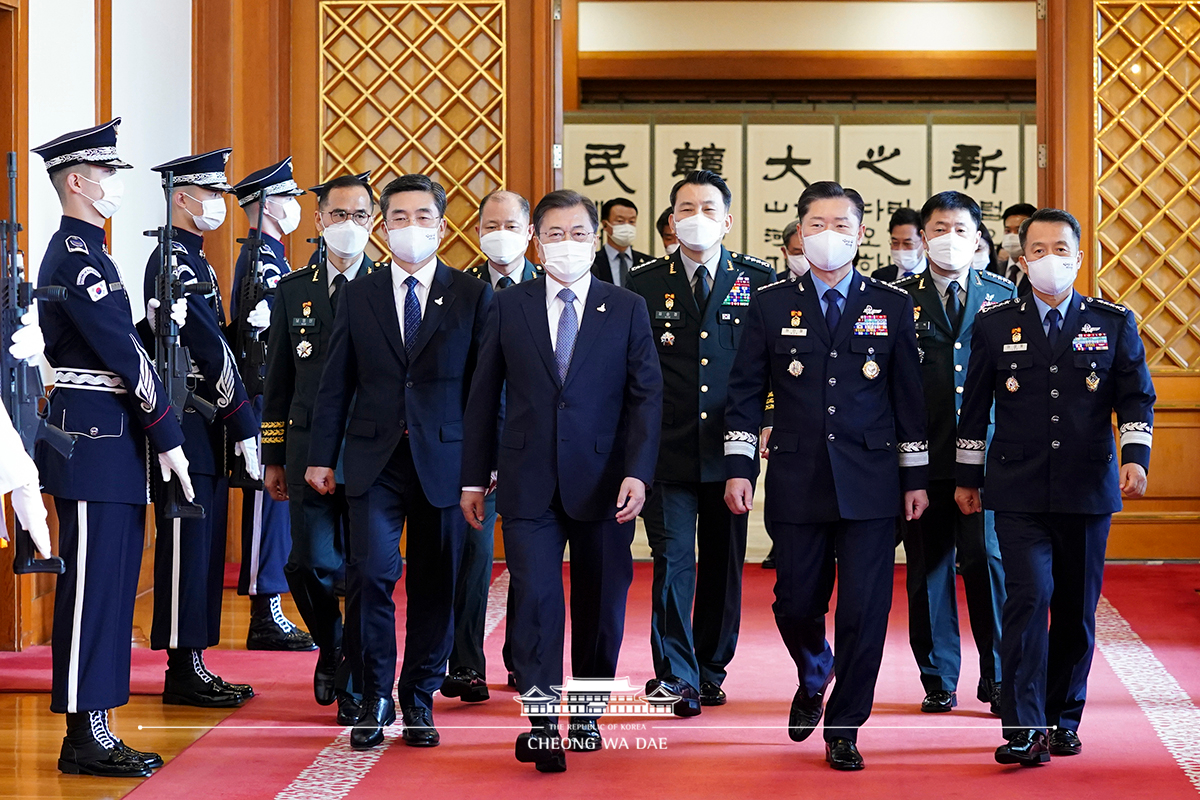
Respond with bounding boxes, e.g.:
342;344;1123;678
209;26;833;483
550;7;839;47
722;274;751;307
302;301;312;318
1073;324;1108;351
1006;376;1020;392
1011;327;1022;343
791;310;802;327
297;340;313;359
665;293;675;310
1086;372;1100;392
979;293;998;312
788;359;804;377
660;331;675;347
853;311;888;337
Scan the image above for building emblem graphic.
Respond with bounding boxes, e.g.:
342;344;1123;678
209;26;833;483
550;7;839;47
515;677;681;716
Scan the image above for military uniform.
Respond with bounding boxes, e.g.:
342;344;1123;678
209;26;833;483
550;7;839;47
626;247;773;706
895;267;1015;708
725;269;928;745
141;149;260;706
956;290;1155;739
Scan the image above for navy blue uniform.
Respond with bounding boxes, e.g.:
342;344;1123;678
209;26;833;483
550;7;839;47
895;268;1015;700
37;217;186;713
956;291;1155;735
724;270;928;743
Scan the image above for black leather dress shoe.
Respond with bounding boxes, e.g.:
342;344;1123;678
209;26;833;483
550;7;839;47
314;649;339;706
566;718;602;752
921;689;958;713
516;727;567;773
762;554;776;569
995;729;1050;766
654;676;702;717
115;740;163;770
210;675;254;701
788;673;833;743
401;706;440;747
58;740;151;778
1048;728;1082;756
825;738;864;771
977;678;1001;716
441;667;489;703
507;671;517;688
700;681;727;706
247;618;317;651
337;695;362;726
350;697;396;750
163;672;245;708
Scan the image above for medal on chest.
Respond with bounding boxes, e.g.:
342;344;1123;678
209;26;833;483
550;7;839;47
664;293;675;311
1006;376;1019;393
660;330;675;347
297;340;313;359
788;359;804;377
1086;371;1100;392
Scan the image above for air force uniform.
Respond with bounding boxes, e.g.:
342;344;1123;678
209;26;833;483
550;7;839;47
956;291;1155;737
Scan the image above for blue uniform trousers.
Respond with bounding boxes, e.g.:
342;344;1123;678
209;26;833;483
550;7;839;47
151;474;225;650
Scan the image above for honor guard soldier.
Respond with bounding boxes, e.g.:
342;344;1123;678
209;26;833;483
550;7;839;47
724;181;929;771
895;191;1015;716
955;208;1155;766
1;314;52;559
230;158;314;651
262;171;382;725
443;189;542;702
626;170;773;713
142;149;261;709
32;119;194;777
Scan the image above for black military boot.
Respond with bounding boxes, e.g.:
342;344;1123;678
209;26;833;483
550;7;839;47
247;594;317;651
59;710;152;778
163;648;245;708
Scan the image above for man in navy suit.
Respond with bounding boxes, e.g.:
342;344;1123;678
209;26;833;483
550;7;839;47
461;189;662;773
307;174;492;751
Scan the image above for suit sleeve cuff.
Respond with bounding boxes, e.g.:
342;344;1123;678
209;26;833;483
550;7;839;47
1120;443;1151;473
956;463;985;488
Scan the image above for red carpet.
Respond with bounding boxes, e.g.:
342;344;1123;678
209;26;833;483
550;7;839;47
11;562;1196;799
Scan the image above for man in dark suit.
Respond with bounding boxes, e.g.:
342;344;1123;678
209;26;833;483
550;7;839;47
306;174;493;750
656;206;678;258
956;208;1155;766
591;197;652;287
443;190;543;703
997;203;1036;295
871;207;927;283
626;170;774;713
725;181;929;771
895;191;1016;717
262;172;382;725
461;189;662;773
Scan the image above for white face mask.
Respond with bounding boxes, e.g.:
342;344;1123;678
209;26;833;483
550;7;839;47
79;174;124;219
674;213;725;252
665;243;679;256
785;253;810;277
539;239;594;284
479;229;528;266
925;232;976;272
891;248;925;274
802;229;858;272
388;224;440;265
1001;232;1022;256
1024;253;1079;296
323;219;371;259
608;223;637;248
184;193;227;232
971;248;991;270
266;196;302;235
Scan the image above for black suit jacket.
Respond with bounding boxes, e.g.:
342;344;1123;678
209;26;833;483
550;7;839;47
592;246;652;286
308;261;492;504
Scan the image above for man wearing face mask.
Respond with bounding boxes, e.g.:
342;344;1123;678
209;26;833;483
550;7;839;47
461;189;661;772
779;219;807;280
956;208;1155;767
591;197;651;288
141;149;262;710
307;173;492;750
998;203;1036;293
626;170;774;714
230;158;315;652
656;207;679;258
871;207;927;283
465;190;542;290
724;181;928;771
895;191;1015;717
262;172;381;725
32;119;194;777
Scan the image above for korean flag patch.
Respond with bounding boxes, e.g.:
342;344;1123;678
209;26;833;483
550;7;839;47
87;280;109;302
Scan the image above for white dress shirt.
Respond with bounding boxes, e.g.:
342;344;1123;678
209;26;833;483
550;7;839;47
929;269;968;308
679;248;719;292
327;253;364;295
488;261;524;290
391;256;438;344
545;272;592;350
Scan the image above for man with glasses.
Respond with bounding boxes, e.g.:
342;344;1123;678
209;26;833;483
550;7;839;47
263;172;381;725
307;173;492;750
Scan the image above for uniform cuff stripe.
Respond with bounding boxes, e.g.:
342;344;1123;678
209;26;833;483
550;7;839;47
724;441;757;459
899;451;929;468
1120;431;1153;448
956;449;986;465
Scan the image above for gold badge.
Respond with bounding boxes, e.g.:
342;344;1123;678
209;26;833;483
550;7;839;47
297;340;313;359
660;330;675;347
1006;376;1019;393
862;360;880;380
788;359;804;377
791;310;802;327
1086;371;1100;392
914;306;921;322
302;301;312;318
1011;327;1021;343
665;293;675;310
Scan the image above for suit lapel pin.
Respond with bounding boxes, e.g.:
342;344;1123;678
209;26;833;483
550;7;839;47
434;296;444;306
597;303;606;312
302;301;312;317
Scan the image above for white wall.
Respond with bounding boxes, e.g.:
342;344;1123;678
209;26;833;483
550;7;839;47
578;1;1037;52
110;0;192;318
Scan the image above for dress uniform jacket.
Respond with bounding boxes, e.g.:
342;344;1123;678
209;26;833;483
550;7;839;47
464;257;543;287
592;246;652;286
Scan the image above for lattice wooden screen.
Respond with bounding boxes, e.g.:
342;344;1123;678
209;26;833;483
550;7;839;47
319;1;506;268
1096;2;1200;371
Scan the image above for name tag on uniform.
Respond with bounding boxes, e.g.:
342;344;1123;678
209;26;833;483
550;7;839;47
292;317;320;328
915;321;931;331
655;310;681;320
780;328;807;337
1003;342;1028;352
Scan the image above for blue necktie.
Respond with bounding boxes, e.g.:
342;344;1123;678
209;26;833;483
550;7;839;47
1046;307;1062;349
403;275;421;355
555;287;578;383
824;287;841;335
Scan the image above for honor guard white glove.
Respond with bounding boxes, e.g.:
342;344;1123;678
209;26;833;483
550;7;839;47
8;309;45;363
157;445;196;503
10;482;51;559
247;299;271;332
234;437;262;482
146;297;189;330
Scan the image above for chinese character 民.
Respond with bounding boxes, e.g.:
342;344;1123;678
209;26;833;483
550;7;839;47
583;143;635;193
948;145;1007;193
856;146;911;186
764;145;811;185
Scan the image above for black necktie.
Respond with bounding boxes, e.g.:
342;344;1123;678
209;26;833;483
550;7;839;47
1046;308;1062;349
618;252;630;287
824;288;841;334
497;275;514;290
945;280;963;331
693;267;710;310
331;273;346;314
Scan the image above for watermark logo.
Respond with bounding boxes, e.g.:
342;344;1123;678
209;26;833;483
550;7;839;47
515;677;680;717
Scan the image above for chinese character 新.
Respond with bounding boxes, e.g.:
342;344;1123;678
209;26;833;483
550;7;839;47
948;145;1007;193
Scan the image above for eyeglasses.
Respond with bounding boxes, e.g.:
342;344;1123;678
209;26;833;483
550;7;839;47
388;214;441;228
539;230;595;244
324;210;372;225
